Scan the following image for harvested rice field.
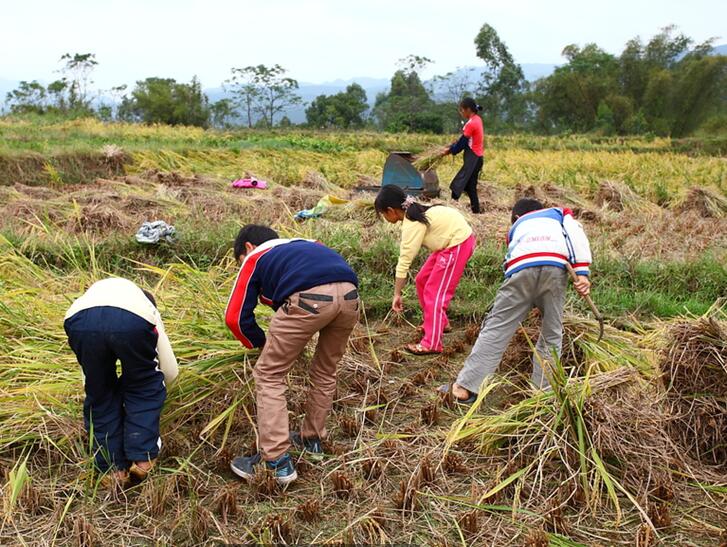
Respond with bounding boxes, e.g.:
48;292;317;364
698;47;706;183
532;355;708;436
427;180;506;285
0;119;726;546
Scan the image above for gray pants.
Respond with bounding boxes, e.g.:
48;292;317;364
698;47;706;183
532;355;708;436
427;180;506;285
456;266;568;392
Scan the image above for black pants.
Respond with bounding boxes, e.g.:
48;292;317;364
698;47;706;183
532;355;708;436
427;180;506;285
450;147;483;213
64;307;166;471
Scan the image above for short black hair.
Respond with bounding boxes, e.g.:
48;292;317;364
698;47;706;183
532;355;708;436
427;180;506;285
142;289;157;308
233;224;279;260
511;198;544;223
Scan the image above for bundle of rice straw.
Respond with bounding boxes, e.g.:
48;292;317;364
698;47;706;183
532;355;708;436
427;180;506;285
101;143;125;161
676;186;727;218
584;373;675;498
446;363;676;522
412;146;448;172
595;180;658;213
659;313;727;468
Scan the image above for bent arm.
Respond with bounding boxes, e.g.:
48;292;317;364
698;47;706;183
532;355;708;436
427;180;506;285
155;317;178;385
395;221;427;279
448;134;469;156
225;261;266;348
563;214;592;276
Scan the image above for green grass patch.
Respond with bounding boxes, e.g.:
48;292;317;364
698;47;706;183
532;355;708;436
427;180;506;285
9;222;720;322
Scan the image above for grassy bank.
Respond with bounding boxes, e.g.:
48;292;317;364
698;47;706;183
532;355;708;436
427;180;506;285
4;219;724;321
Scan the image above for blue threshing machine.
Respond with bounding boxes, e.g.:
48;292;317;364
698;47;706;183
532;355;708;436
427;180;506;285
357;151;441;198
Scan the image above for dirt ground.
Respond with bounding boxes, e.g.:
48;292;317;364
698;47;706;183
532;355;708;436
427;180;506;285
2;314;725;546
1;170;725;545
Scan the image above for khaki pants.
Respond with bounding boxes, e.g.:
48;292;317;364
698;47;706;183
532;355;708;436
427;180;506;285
456;266;568;392
253;282;359;460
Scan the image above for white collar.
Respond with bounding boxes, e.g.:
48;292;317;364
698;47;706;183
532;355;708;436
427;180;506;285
241;237;312;266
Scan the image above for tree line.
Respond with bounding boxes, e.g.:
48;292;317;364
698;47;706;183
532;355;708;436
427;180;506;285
4;24;725;137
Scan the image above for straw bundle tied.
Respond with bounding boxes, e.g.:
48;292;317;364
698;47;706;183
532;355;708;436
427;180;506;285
595;180;660;214
676;186;727;218
446;365;669;524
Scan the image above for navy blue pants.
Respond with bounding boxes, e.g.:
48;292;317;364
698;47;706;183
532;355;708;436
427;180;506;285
64;307;166;471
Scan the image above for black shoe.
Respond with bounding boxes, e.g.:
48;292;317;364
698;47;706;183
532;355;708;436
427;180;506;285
230;452;298;486
289;431;324;460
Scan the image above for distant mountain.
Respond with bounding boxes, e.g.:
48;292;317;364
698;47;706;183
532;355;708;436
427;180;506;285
2;45;723;121
206;77;390;124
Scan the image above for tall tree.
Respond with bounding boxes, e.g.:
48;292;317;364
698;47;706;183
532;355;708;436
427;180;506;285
251;64;302;126
5;81;47;114
374;55;443;133
669;53;727;136
306;84;369;129
473;23;528;127
619;37;650;104
225;67;261;128
618;26;693;112
225;64;301;127
118;77;210;127
643;25;692;68
533;44;620;132
532;25;726;136
58;52;98;111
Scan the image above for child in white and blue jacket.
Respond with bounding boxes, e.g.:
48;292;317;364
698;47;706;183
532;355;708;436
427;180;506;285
442;198;592;402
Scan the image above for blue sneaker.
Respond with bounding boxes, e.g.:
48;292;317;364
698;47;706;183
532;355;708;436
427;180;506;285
230;452;298;486
289;431;324;460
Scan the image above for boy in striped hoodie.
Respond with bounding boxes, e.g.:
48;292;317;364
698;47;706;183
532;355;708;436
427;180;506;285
441;198;592;402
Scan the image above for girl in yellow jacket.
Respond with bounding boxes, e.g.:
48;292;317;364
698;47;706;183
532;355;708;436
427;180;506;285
375;185;475;354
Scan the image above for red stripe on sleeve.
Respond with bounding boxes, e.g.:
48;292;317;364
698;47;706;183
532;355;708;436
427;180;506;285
224;249;269;348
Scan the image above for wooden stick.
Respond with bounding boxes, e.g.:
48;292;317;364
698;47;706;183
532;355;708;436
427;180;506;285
565;263;604;341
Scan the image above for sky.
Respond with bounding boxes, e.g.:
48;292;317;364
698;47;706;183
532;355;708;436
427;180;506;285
1;0;725;89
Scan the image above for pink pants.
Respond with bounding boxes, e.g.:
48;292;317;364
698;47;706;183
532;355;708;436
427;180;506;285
415;234;476;352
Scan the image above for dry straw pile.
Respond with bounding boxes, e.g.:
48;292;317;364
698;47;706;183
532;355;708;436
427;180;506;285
446;307;727;541
658;311;727;468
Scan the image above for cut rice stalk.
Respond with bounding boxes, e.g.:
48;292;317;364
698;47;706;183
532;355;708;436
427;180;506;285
412;146;449;172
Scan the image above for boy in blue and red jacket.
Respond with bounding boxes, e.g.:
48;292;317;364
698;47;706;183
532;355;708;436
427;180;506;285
224;224;359;486
442;198;592;403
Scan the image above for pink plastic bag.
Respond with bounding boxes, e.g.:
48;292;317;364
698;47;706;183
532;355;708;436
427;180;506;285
232;178;267;189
